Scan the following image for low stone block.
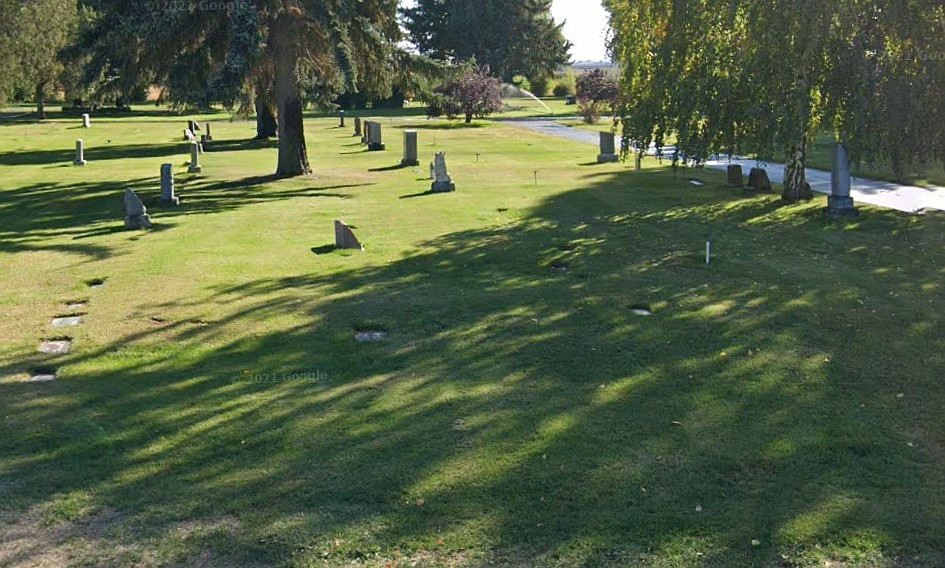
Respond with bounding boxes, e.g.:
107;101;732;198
39;340;72;354
746;167;772;192
51;316;82;328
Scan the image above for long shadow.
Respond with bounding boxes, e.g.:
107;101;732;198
0;173;370;259
0;167;943;566
368;163;409;172
404;122;489;130
0;138;280;166
0;108;229;128
0;177;155;259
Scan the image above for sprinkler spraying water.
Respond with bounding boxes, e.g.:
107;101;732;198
501;84;551;112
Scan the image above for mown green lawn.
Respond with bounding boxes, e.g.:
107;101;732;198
0;106;943;567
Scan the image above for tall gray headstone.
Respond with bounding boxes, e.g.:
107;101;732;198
160;163;179;205
726;164;743;187
360;120;369;144
597;132;618;163
368;121;385;151
204;123;213;141
188;142;202;173
338;110;345;128
401;130;419;166
826;143;859;218
73;139;87;166
431;152;455;193
354;117;362;138
124;188;153;229
82;113;90;128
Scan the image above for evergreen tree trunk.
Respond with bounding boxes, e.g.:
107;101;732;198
35;82;46;120
273;14;311;177
254;85;277;139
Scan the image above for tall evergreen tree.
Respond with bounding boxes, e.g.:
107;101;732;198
78;1;401;177
402;0;571;83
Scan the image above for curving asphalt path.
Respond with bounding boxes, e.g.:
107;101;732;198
502;118;945;214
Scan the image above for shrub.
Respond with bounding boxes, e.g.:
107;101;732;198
424;92;460;119
553;70;577;97
576;69;618;124
530;75;551;97
447;68;503;123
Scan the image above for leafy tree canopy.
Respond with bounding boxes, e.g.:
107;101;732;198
605;0;945;200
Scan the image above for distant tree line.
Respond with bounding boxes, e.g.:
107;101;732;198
0;0;573;178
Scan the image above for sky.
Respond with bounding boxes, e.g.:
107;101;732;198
551;0;610;62
399;0;612;63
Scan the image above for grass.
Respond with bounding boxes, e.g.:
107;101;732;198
1;109;944;567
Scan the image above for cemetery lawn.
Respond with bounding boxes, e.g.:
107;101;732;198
1;109;945;568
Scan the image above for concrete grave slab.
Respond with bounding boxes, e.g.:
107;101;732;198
51;316;83;328
38;340;72;354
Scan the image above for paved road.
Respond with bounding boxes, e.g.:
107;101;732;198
503;119;945;214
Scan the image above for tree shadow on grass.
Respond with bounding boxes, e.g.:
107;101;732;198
0;168;944;566
0;138;281;167
405;121;490;130
0;174;370;259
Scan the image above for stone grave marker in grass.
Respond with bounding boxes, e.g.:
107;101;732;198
629;304;653;316
188;142;202;173
355;331;388;342
726;164;743;187
73;139;87;166
597;132;618;163
431;152;456;193
29;367;58;382
334;220;364;250
401;130;419;166
51;316;83;328
367;121;386;151
746;167;772;193
160;163;179;205
124;189;153;229
826;143;859;219
39;339;72;354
